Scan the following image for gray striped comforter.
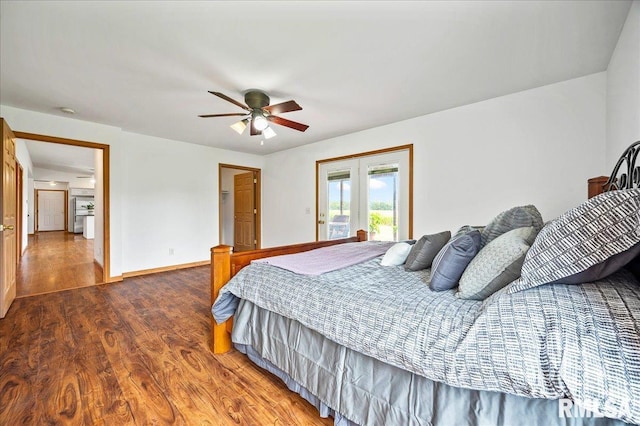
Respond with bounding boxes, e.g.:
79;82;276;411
212;258;640;424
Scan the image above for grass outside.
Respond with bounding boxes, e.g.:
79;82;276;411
328;209;396;241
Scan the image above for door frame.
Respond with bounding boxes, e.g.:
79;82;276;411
35;189;68;232
316;144;414;241
13;131;111;284
16;163;23;258
218;163;261;250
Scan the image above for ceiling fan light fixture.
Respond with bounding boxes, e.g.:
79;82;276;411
253;112;268;131
263;126;276;139
230;118;249;135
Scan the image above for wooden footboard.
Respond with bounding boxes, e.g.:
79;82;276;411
210;229;368;353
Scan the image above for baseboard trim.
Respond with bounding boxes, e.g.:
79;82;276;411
122;260;211;279
107;275;123;283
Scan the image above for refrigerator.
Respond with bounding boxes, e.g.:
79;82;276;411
72;197;94;233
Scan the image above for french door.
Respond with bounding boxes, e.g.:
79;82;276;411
317;149;410;241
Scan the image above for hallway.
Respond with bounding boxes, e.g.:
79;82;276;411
17;231;103;297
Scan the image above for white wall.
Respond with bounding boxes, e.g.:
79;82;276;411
119;131;263;273
263;73;606;247
0;105;264;278
34;181;69;190
14;139;33;249
606;0;640;166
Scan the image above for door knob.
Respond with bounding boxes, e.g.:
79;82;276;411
318;220;325;225
0;224;14;231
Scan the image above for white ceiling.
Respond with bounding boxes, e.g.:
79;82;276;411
23;140;95;175
0;1;632;155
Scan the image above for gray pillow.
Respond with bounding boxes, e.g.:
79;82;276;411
457;227;538;300
509;189;640;293
481;205;543;247
455;225;484;236
429;230;482;291
404;231;451;271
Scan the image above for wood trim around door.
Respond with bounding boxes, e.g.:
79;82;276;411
34;189;67;232
218;163;261;250
13;131;112;284
16;164;23;258
315;144;414;241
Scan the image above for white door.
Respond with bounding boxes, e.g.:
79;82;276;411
38;190;65;231
318;159;359;240
318;150;410;241
360;152;410;241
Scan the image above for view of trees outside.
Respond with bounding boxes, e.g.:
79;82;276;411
367;173;397;241
328;171;398;241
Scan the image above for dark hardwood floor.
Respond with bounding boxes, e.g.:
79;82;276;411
17;231;103;297
0;266;332;425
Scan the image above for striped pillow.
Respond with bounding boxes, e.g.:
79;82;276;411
429;229;482;291
508;189;640;293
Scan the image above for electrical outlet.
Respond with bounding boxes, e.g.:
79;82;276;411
305;207;311;214
169;248;174;255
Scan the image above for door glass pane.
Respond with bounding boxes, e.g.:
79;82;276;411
368;164;399;241
327;170;351;240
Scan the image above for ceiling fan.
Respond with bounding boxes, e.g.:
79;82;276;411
199;90;309;139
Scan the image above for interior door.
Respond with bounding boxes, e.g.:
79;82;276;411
1;118;17;318
37;190;65;231
234;172;256;252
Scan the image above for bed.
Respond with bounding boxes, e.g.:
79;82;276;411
210;141;640;426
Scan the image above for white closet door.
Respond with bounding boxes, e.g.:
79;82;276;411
38;190;65;231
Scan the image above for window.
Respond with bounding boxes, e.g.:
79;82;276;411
317;146;412;241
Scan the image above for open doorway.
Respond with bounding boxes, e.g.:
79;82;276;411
219;164;261;252
14;131;111;297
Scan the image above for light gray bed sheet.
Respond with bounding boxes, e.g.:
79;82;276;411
232;298;631;426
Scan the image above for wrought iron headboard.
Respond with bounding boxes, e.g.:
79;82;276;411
603;141;640;192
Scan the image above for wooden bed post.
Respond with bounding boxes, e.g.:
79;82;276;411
357;229;367;242
211;245;233;353
588;176;608;199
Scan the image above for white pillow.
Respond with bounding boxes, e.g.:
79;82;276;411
380;242;412;266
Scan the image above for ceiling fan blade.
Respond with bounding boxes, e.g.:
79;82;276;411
208;91;250;111
198;113;248;118
250;119;262;136
268;115;309;132
263;100;302;115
